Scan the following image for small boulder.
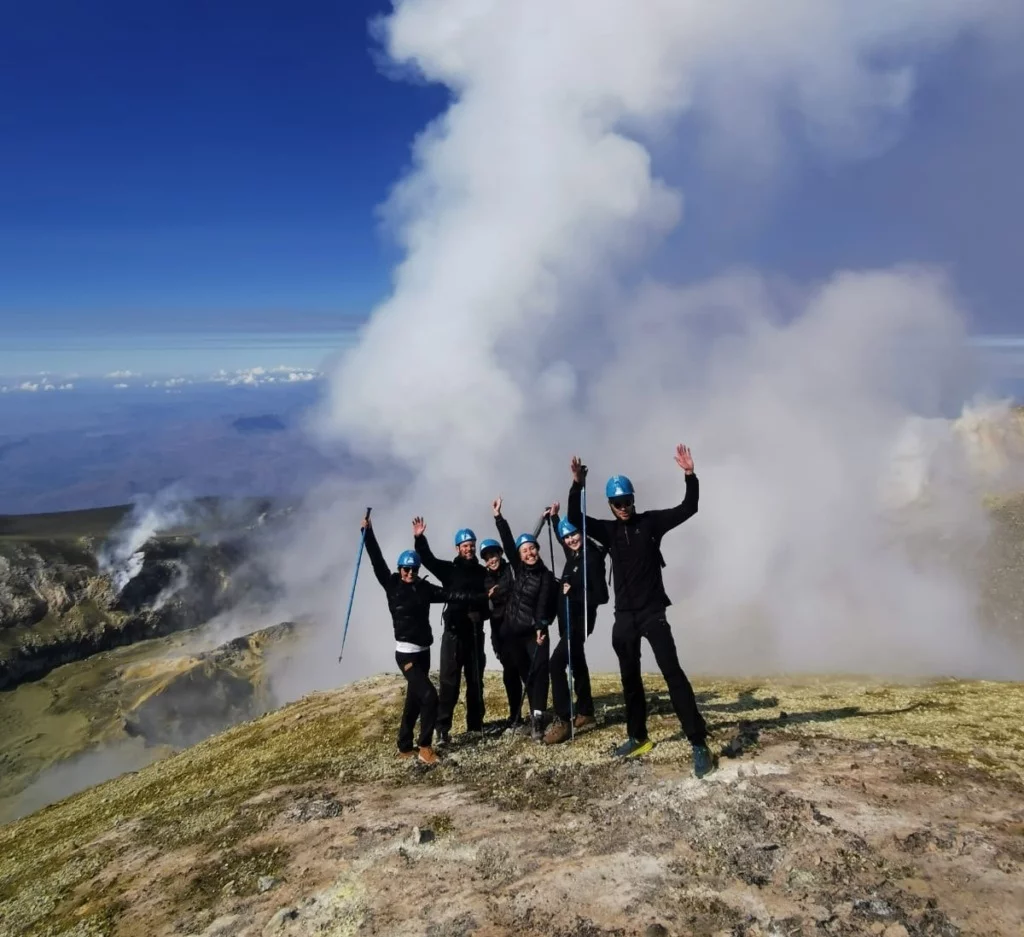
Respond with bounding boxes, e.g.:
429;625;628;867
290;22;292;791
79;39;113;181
258;876;279;894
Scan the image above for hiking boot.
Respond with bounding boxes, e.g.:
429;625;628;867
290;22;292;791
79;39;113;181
397;747;417;760
613;736;653;759
417;746;439;766
530;713;544;742
573;714;596;730
543;718;570;745
692;744;714;779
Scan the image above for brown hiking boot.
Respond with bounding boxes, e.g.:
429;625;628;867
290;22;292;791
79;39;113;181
574;714;596;730
417;746;439;766
543;719;570;745
397;748;417;760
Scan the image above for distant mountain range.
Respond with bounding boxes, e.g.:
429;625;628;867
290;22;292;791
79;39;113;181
0;383;363;514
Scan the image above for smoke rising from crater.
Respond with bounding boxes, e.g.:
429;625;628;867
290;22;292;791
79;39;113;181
271;0;1024;697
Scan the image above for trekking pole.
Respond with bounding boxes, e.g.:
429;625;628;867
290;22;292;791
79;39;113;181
546;513;557;571
565;592;575;741
581;482;589;652
339;506;372;662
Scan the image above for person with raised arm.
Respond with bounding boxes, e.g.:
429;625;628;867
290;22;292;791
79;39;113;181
566;444;714;778
412;516;489;745
491;496;557;742
540;502;609;744
361;515;480;765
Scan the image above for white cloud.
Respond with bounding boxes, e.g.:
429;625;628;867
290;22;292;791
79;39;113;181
106;370;140;379
17;382;39;392
258;0;1024;701
113;383;129;389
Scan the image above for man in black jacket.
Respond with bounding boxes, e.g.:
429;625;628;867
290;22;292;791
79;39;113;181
362;516;478;765
567;444;714;778
492;497;557;741
412;517;489;744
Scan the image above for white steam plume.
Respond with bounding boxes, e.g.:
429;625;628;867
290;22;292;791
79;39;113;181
272;1;1024;697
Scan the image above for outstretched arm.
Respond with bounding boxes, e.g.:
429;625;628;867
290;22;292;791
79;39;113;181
423;580;482;606
411;516;453;585
492;498;521;572
361;520;391;590
648;444;699;537
566;458;611;546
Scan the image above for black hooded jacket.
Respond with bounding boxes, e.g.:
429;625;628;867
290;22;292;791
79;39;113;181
413;532;489;628
567;472;698;612
494;513;557;637
364;527;477;647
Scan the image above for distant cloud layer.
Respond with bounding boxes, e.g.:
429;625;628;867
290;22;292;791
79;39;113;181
0;365;323;393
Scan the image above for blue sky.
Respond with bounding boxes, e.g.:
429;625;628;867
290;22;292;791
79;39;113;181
0;3;1022;380
0;0;446;376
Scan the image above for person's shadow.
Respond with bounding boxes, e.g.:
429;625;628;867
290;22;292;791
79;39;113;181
589;685;929;757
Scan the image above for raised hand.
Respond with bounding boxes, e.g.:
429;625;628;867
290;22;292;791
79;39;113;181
570;456;587;484
412;516;426;537
675;444;694;474
361;515;372;531
562;581;571;595
492;497;502;517
548;500;560;517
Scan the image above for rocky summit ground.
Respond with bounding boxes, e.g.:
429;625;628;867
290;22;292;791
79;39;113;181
1;673;1023;937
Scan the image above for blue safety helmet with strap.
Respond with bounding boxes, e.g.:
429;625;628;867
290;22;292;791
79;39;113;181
515;533;538;551
605;475;635;499
454;528;477;546
556;517;578;540
396;549;421;569
479;538;502;555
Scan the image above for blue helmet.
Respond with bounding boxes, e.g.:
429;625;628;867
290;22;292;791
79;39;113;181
397;549;421;569
556;517;578;540
605;475;635;499
479;538;503;556
454;528;477;546
515;533;538;551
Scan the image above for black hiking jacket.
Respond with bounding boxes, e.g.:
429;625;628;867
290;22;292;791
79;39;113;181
548;511;608;631
413;533;489;629
567;473;698;612
494;514;557;637
364;528;477;648
484;559;515;627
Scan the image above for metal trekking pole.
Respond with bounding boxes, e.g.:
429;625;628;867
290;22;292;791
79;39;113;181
339;506;372;662
546;513;557;571
581;482;589;652
565;592;575;740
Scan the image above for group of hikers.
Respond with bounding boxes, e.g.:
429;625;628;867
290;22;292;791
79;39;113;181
360;445;715;779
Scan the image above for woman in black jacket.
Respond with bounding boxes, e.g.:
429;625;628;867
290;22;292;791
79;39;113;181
491;497;557;741
542;507;608;744
362;516;477;765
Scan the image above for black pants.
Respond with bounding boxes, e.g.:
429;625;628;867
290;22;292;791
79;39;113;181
550;604;596;721
611;606;707;745
501;630;549;715
395;649;438;751
437;619;486;734
491;621;524;722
